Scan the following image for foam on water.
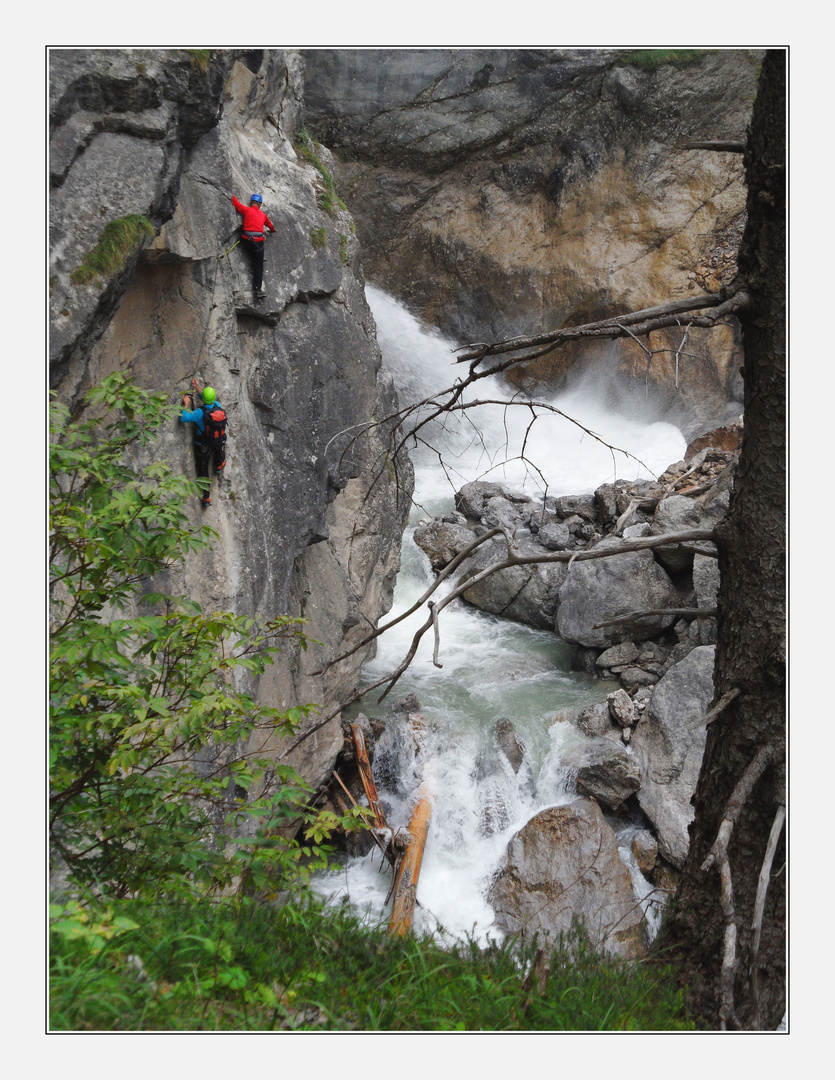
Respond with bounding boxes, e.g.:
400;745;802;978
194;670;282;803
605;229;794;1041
312;288;685;944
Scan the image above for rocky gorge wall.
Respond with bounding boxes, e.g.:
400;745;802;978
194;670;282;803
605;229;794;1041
49;49;413;788
301;48;762;439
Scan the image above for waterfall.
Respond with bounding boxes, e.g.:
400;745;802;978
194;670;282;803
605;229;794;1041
312;287;686;944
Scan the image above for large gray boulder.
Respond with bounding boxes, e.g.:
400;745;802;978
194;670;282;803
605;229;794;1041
455;481;519;521
458;536;567;630
488;799;646;958
413;517;476;571
562;739;641;811
556;536;680;647
650;492;729;572
631;645;716;867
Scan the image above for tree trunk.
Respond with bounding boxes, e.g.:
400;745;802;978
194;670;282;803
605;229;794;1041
657;49;786;1030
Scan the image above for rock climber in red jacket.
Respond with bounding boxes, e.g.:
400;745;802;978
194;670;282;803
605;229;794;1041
230;193;276;299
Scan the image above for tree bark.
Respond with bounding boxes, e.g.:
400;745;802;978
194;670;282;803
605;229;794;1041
656;49;786;1030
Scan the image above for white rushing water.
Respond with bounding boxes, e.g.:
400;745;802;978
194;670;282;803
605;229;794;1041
312;287;686;945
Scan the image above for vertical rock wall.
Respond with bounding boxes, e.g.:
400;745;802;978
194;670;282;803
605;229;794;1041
49;48;413;788
302;48;762;439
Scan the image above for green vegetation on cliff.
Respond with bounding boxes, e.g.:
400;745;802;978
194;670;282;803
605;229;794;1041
617;49;708;71
70;215;156;287
294;125;347;218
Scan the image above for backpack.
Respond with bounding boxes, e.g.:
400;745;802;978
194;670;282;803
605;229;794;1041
201;402;227;442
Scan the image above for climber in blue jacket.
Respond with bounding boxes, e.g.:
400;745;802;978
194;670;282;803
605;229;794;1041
181;378;227;508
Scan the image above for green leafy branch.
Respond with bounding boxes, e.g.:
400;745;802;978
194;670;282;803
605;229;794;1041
49;373;365;900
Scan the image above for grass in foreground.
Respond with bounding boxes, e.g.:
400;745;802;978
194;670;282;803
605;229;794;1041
50;893;695;1032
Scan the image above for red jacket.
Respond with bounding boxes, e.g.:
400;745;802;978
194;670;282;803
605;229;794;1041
231;197;276;241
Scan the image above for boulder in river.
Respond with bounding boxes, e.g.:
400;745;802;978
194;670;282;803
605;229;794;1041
562;738;641;812
631;645;716;868
413;517;476;571
458;535;567;630
488;798;646;958
556;536;680;648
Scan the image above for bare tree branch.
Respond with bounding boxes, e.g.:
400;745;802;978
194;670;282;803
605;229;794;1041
309;527;503;677
593;607;717;630
704;687;742;725
701;743;780;1030
454;290;751;365
750;791;786;1026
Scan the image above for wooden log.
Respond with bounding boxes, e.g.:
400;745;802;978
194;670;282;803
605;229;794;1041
388;789;432;936
349;722;388;831
332;768;392;863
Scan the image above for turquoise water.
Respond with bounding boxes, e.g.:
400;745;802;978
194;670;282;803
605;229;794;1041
311;288;685;942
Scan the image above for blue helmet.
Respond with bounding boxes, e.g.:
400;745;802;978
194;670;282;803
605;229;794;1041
250;193;262;204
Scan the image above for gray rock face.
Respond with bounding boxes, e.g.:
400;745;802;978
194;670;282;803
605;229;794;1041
596;642;639;670
551;494;598;521
488;799;646;958
50;49;413;791
608;689;635;729
572;702;614;740
302;48;759;438
536;521;571;550
50;49;237;384
556;537;680;647
455;481;513;520
693;552;720;609
631;645;716;867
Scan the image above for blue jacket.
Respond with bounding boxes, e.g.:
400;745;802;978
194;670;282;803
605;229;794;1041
180;400;222;439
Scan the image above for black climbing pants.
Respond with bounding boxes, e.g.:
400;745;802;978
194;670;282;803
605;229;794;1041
193;438;226;480
241;236;266;290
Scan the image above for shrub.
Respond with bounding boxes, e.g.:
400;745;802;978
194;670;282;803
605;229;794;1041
49;372;368;900
184;49;211;71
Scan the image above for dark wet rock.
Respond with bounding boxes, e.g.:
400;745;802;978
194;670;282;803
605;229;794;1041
495;718;525;773
563;739;641;812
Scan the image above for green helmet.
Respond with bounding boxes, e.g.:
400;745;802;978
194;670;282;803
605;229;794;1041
201;387;216;405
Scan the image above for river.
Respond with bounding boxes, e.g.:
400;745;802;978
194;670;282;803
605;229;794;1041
312;286;687;945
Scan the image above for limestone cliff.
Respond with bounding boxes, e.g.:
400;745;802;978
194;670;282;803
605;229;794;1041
49;48;412;788
301;48;762;439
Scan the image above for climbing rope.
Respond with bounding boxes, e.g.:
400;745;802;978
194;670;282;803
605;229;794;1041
190;233;240;384
216;238;240;260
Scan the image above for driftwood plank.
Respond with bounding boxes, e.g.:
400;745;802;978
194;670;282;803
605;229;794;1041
349;722;388;831
388;790;432;936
